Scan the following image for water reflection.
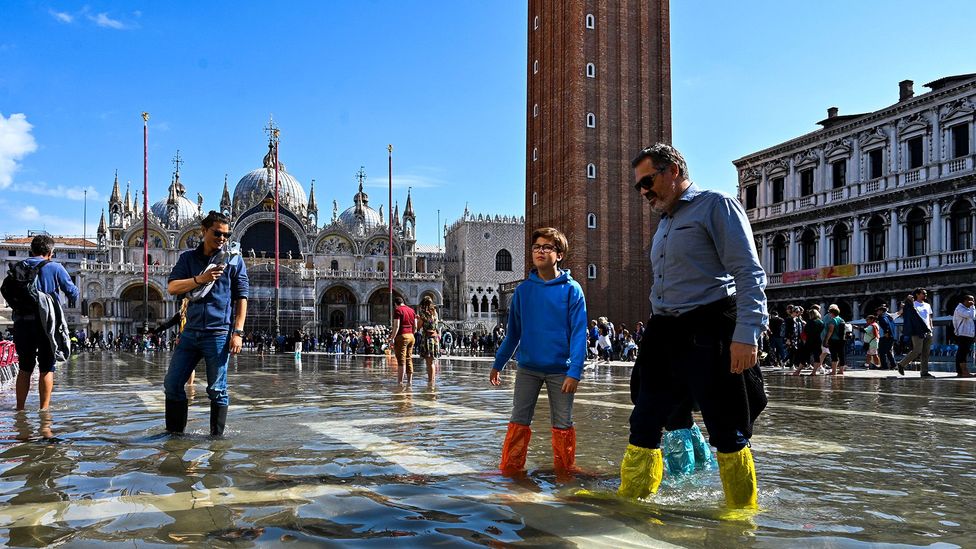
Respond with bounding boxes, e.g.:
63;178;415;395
1;356;975;546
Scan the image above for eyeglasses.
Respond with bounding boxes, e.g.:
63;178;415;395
210;229;232;239
634;168;666;192
531;244;559;253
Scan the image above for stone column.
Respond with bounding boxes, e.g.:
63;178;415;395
818;223;828;267
889;209;901;260
931;292;942;318
852;216;862;264
931;201;942;255
852;298;860;320
787;233;797;271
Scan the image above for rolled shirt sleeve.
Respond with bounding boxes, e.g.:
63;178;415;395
711;196;768;345
232;257;249;300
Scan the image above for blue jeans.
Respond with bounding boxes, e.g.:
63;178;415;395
163;329;230;405
510;367;574;429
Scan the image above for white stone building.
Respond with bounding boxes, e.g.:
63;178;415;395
442;208;525;330
735;74;976;334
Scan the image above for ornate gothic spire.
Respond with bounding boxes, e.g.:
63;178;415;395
307;179;318;213
393;201;401;229
97;209;106;236
123;182;132;214
220;174;232;215
110;170;121;204
404;187;415;220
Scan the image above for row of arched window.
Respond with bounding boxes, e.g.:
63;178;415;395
767;202;973;273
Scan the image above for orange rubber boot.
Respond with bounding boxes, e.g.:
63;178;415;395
552;426;579;478
499;422;532;475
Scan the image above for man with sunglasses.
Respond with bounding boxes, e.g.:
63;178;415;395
162;211;249;436
618;143;768;510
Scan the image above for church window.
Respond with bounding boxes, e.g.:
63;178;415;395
586;63;596;78
495;249;513;271
67;252;76;259
481;295;489;315
744;185;757;210
907;136;923;169
587;163;596;178
471;296;479;314
8;250;16;257
772;176;785;203
330;260;339;271
585;14;595;29
869;148;884;179
799;169;814;197
586;113;596;128
951;123;970;159
587;264;597;279
831;159;846;189
587;213;597;228
377;261;385;272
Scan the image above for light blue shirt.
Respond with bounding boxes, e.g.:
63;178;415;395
649;183;768;345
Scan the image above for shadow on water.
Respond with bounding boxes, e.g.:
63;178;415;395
0;354;974;547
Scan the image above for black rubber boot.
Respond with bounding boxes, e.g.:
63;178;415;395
165;399;188;434
210;402;228;437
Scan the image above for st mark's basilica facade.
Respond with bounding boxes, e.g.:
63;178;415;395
80;137;442;336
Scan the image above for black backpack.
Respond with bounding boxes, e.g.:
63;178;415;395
1;259;51;315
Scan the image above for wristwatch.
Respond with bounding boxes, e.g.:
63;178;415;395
231;329;244;337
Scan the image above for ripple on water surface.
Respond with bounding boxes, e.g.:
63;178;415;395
1;355;975;546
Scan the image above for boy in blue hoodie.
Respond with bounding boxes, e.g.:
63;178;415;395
490;227;588;477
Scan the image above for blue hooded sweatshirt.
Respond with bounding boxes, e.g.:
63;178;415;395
492;269;588;380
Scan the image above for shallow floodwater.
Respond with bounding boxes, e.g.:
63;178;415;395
1;352;975;548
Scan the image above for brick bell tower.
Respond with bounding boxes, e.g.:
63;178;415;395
525;0;671;326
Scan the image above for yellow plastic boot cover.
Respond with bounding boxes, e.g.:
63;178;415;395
617;444;663;499
716;446;758;509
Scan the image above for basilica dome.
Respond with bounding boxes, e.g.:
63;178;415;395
232;144;307;216
150;174;200;228
338;184;384;232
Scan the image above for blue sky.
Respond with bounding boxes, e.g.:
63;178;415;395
1;1;974;246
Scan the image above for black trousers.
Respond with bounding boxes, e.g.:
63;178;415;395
878;337;896;369
628;298;755;454
956;336;973;366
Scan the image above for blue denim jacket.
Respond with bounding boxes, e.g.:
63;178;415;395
168;246;249;331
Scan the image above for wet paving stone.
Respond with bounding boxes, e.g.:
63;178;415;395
1;352;975;547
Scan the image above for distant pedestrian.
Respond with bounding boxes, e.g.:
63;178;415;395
952;294;974;378
6;235;79;411
389;296;417;384
895;289;934;377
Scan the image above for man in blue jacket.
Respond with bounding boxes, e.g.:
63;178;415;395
162;211;248;436
12;235;79;410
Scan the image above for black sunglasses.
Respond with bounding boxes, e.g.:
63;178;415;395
210;229;232;239
634;168;666;192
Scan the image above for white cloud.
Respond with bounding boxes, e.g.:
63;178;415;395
19;205;39;220
49;10;74;23
0;113;38;189
0;201;87;237
88;12;126;29
365;171;445;190
11;182;101;201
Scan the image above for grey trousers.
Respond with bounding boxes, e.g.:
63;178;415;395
897;334;933;374
510;367;574;429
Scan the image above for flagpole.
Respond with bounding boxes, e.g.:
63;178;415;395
141;112;150;334
274;128;281;338
387;144;393;325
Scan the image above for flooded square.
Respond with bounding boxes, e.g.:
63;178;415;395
2;353;975;547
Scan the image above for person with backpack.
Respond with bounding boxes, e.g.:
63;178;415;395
5;235;79;410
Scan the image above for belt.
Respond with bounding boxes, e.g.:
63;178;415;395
654;294;737;325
